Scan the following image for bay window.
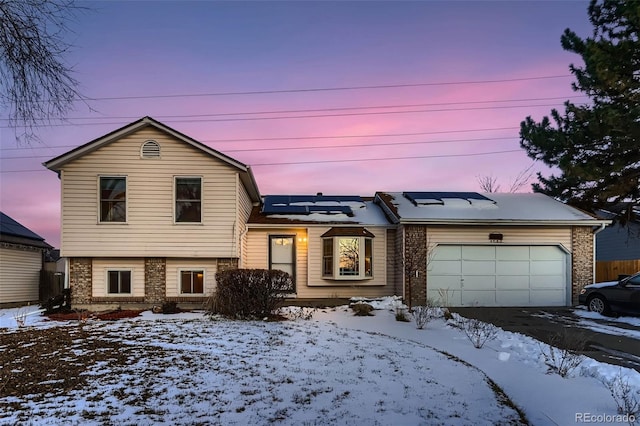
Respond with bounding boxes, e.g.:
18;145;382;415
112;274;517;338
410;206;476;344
321;227;374;280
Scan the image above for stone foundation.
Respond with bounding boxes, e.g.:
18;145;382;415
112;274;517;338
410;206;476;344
144;258;166;304
69;258;92;305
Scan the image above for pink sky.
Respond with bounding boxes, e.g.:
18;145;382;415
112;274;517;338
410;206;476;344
0;1;592;248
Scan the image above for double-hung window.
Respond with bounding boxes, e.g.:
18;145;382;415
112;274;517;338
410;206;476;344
180;270;204;294
322;228;374;280
108;270;131;294
100;176;126;222
175;177;202;223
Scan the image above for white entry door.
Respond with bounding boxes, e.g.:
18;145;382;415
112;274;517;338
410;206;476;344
269;235;296;292
427;245;568;307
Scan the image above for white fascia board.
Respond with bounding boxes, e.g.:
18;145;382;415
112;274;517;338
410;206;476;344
397;219;612;227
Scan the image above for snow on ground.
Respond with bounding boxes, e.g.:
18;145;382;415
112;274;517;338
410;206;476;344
1;300;639;426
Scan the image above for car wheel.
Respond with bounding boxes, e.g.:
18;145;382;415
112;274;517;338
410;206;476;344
587;295;610;315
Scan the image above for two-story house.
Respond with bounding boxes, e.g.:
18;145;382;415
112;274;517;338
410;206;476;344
45;117;608;310
44;117;260;309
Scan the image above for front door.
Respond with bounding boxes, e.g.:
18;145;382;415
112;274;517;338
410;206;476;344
269;235;296;293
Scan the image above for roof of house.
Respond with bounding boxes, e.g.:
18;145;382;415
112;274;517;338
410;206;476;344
248;194;391;226
42;116;261;202
0;212;51;248
375;192;610;225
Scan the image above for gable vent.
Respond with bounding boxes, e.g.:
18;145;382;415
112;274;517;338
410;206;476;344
141;140;160;158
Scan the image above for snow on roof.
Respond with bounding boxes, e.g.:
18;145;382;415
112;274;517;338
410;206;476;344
378;192;604;223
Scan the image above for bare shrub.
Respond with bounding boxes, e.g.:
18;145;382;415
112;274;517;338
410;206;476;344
601;369;640;423
276;306;316;321
460;317;499;349
13;308;29;327
539;329;586;378
210;269;292;319
411;299;438;329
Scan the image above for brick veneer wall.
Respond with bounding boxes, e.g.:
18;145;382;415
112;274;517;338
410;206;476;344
69;257;92;304
403;225;428;306
572;226;594;305
144;258;166;304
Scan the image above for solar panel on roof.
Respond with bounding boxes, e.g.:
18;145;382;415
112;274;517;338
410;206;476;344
261;195;361;216
403;192;494;206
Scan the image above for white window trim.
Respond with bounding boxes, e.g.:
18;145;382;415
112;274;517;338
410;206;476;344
178;268;206;295
97;175;128;224
105;269;133;295
173;176;203;224
323;236;373;280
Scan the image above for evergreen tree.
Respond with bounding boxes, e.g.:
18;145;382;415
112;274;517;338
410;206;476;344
519;0;639;222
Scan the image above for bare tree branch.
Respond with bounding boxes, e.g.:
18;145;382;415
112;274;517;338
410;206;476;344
0;0;85;144
477;174;500;193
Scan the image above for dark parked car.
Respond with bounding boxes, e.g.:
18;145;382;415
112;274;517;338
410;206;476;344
578;272;640;316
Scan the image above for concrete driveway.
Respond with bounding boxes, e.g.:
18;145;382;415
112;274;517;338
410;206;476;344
451;307;640;372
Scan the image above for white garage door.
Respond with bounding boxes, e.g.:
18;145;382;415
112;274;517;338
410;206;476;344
427;245;568;307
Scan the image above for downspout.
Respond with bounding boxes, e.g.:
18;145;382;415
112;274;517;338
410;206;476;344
239;226;249;268
592;223;607;281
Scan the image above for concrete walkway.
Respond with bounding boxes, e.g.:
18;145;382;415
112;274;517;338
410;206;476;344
451;307;640;372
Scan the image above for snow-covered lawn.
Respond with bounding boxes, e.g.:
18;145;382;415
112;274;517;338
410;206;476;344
1;301;639;426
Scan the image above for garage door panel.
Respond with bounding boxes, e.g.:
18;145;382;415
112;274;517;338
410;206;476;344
531;290;565;306
462;290;496;306
531;275;565;289
496;275;530;290
462;260;495;275
496;261;530;275
497;246;530;261
531;260;564;276
432;245;461;261
496;290;531;306
428;275;462;289
462;246;495;260
530;246;564;260
427;288;461;306
429;260;462;275
463;275;495;289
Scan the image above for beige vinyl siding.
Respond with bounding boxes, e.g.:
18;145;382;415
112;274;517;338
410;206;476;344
237;180;254;266
245;228;308;291
166;259;217;298
426;226;573;251
60;127;241;258
305;226;394;299
0;247;41;304
92;258;145;297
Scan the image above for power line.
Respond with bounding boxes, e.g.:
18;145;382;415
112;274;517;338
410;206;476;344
0;102;567;129
77;74;572;101
0;95;583;123
0;148;524;173
1;136;518;160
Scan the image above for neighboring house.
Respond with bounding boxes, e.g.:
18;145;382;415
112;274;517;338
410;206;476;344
44;117;261;310
44;117;609;309
595;204;640;281
374;192;608;307
0;212;52;307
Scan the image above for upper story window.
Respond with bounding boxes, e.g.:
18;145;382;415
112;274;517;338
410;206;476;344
322;227;374;280
100;176;126;222
175;177;202;223
141;140;160;158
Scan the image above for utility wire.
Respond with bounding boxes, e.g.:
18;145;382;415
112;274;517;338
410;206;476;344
76;74;572;101
0;148;524;172
0;102;567;129
1;136;517;160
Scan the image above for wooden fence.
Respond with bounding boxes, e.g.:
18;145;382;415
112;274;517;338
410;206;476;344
40;270;65;302
595;260;640;282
